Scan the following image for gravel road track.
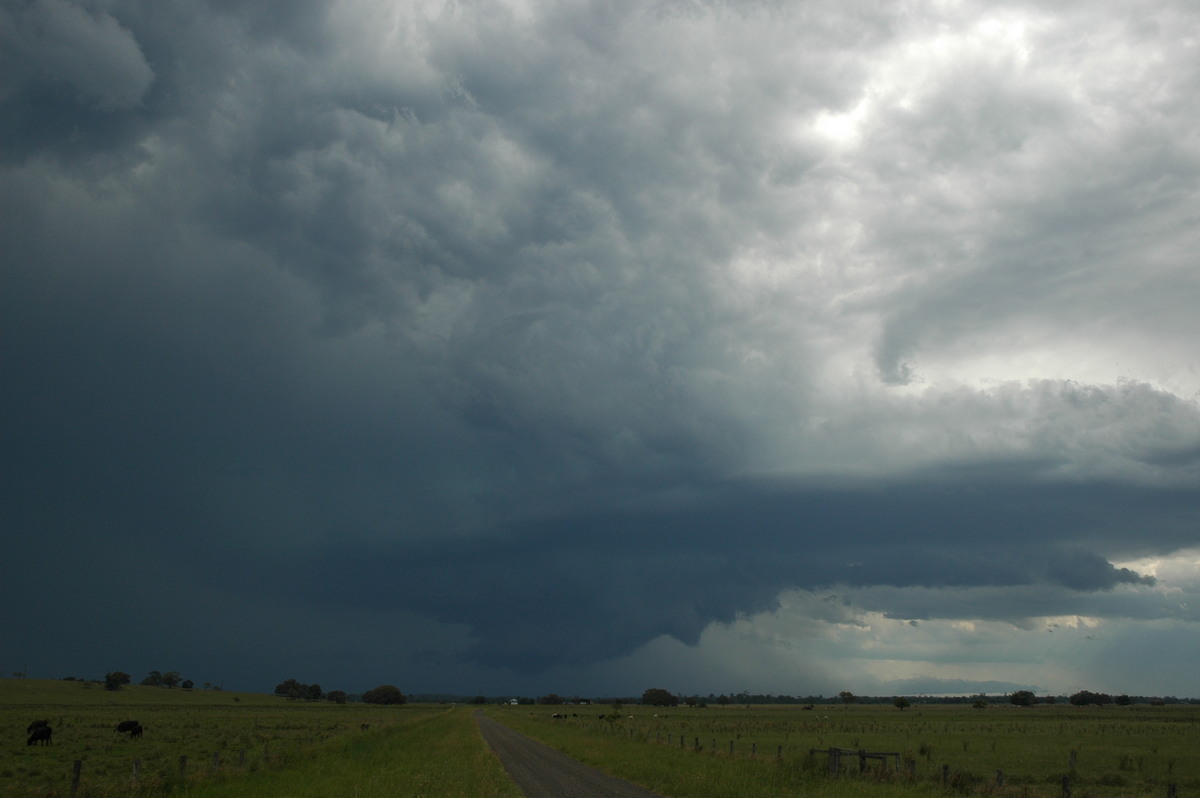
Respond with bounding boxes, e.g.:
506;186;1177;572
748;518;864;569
475;711;664;798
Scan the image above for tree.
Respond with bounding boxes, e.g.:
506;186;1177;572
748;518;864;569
181;679;194;690
275;679;307;700
104;671;131;691
362;685;405;705
538;693;563;705
141;671;162;687
1115;694;1132;706
305;683;323;701
839;691;856;705
1069;690;1112;707
893;697;910;711
641;688;679;707
1010;690;1036;707
326;690;347;705
160;671;182;688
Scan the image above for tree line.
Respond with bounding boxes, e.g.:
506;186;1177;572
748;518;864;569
95;670;406;705
273;678;406;705
494;689;1198;708
103;671;204;691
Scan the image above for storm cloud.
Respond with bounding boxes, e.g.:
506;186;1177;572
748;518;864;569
3;0;1198;697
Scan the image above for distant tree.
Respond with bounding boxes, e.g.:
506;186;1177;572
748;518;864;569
1069;690;1112;707
538;693;564;705
141;671;163;687
839;691;856;705
160;671;182;688
275;679;308;700
305;683;323;701
326;690;348;705
641;688;679;707
894;697;911;711
973;699;988;709
362;685;405;705
104;672;131;691
1010;690;1036;707
716;694;731;705
181;679;194;690
1115;694;1132;706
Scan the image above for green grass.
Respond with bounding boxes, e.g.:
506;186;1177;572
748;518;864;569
8;681;1197;798
1;680;517;798
177;706;519;798
487;703;1200;798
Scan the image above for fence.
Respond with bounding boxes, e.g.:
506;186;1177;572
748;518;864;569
605;720;1183;797
64;747;263;794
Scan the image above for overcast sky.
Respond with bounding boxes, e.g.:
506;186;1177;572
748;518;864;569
3;0;1199;700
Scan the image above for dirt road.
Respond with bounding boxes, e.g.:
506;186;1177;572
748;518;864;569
474;711;663;798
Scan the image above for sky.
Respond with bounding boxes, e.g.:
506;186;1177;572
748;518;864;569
2;0;1199;700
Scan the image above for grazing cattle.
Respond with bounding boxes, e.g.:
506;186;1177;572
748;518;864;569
27;726;52;746
551;713;565;719
360;723;370;731
129;724;143;739
26;720;49;734
116;720;140;733
802;705;814;711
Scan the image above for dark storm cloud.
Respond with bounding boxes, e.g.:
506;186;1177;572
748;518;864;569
166;474;1179;672
3;0;1198;693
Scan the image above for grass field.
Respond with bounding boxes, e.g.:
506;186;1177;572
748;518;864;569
0;680;517;798
486;702;1200;798
6;680;1197;797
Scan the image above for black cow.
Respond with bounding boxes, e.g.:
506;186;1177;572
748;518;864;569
129;724;143;739
116;720;139;733
26;720;49;734
27;726;52;746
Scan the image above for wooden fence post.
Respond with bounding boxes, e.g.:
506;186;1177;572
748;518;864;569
71;760;82;795
1168;784;1177;798
996;769;1004;786
942;764;949;783
1061;774;1071;798
132;759;141;788
729;740;734;755
179;755;188;778
830;748;840;776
